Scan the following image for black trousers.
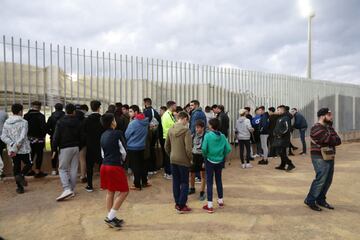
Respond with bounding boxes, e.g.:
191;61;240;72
128;150;147;189
13;154;33;188
148;129;159;172
30;142;45;170
278;147;293;167
239;140;251;164
86;152;99;188
50;138;59;169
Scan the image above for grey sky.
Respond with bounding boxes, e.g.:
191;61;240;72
1;0;359;84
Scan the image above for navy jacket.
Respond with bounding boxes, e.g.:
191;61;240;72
190;107;207;134
294;112;308;129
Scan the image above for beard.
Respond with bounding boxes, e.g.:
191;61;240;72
324;118;333;125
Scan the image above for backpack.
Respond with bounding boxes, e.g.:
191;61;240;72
149;109;159;130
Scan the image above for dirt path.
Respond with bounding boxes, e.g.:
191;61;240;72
1;142;360;240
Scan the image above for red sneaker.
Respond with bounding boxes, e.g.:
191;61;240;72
203;205;214;213
175;204;181;211
178;205;192;214
218;202;224;208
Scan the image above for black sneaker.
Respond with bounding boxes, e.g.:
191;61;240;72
317;201;334;210
113;217;124;225
258;159;268;165
26;170;36;177
249;157;254;161
85;186;94;192
286;164;296;172
104;217;122;229
188;188;195;195
16;187;25;194
34;172;48;178
304;200;322;211
15;175;26;187
199;191;206;201
275;166;286;170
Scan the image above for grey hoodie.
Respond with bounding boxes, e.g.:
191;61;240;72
0;110;8;136
235;116;254;140
1;115;31;154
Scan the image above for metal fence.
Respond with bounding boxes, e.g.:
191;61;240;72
1;35;360;141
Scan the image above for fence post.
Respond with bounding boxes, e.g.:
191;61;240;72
353;96;356;130
335;93;339;131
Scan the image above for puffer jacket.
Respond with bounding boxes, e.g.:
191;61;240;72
1;115;31;154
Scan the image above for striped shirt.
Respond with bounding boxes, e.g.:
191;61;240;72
310;123;341;156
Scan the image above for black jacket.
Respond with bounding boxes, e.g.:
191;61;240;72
143;106;161;124
46;110;65;138
82;113;104;160
272;114;291;148
217;111;230;137
52;115;82;150
24;109;46;139
268;114;280;136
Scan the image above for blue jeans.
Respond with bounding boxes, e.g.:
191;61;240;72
171;164;189;208
305;155;334;204
205;160;223;202
299;128;307;153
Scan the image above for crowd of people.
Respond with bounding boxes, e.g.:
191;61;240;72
0;97;342;229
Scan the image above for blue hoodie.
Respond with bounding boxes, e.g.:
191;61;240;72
125;116;149;151
190;107;207;134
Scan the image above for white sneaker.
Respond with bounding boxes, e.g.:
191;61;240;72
51;170;57;176
252;154;259;158
245;163;253;168
56;189;74;201
241;164;246;169
164;174;172;180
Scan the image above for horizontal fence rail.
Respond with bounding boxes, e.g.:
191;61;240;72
1;35;360;141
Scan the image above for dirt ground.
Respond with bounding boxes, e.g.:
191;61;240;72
1;142;360;240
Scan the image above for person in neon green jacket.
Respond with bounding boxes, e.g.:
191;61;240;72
161;101;177;178
201;118;231;214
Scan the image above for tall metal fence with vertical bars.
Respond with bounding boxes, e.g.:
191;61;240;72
1;35;360;141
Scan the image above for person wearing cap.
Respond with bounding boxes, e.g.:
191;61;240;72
24;101;47;178
304;108;341;211
290;108;308;155
272;105;296;171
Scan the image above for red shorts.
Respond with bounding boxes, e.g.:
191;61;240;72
100;165;129;192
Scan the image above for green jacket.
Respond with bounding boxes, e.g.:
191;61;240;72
165;123;193;167
202;130;231;164
161;110;176;139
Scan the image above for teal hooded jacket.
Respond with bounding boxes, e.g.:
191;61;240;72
201;130;231;163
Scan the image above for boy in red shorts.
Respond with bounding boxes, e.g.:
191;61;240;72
100;113;129;230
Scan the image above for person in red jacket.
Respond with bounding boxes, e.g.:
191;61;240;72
304;108;341;211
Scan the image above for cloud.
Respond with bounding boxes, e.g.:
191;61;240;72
0;0;359;84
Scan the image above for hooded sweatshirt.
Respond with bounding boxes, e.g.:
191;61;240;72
125;114;149;151
0;110;9;136
1;115;31;154
235;116;253;140
165;122;193;167
201;130;231;164
52;115;82;150
24;109;46;140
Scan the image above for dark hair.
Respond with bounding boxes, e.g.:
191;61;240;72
208;118;220;131
80;104;89;111
211;104;218;110
160;106;167;111
65;103;76;114
143;98;152;105
218;105;225;112
90;100;101;112
176;106;183;113
184;103;190;109
190;100;200;106
11;103;23;115
285;106;290;111
195;119;205;128
31;101;42;107
122;104;129;110
277;105;286;109
115;102;123;108
101;113;115;129
268;107;275;113
205;106;211;112
107;104;116;113
291;108;298;112
55;103;63;111
166;101;176;109
130;105;140;113
177;111;189;120
259;106;265;111
244;107;251;112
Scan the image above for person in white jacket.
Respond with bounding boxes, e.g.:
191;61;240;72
235;109;254;169
1;104;32;194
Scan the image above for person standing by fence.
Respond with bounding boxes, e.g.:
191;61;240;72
304;108;341;211
235;109;254;169
0;109;8;179
24;101;47;178
1;104;32;194
291;108;308;155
